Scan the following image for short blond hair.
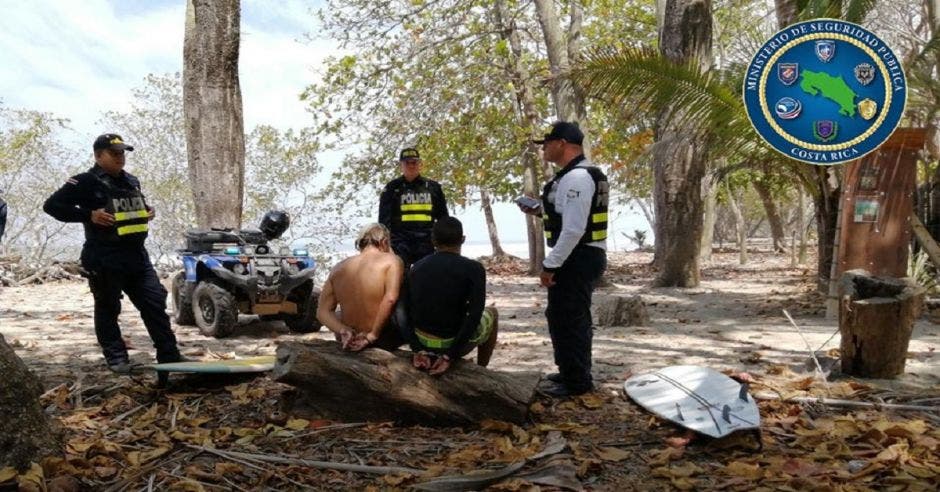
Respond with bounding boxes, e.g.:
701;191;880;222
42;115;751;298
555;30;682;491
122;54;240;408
355;223;390;251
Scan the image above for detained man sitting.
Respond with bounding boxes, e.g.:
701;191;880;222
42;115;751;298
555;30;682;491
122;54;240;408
403;217;498;375
316;223;406;352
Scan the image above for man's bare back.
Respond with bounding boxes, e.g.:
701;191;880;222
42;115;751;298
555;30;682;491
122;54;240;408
328;249;401;331
317;239;403;351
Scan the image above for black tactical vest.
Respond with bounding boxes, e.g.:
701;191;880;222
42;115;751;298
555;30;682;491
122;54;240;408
92;175;150;243
393;179;436;231
541;161;609;248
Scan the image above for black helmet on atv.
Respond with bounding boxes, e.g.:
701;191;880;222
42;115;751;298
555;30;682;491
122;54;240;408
259;210;290;240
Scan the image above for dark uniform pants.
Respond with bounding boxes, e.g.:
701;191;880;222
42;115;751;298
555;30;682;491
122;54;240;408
85;255;180;364
546;245;606;392
392;235;434;269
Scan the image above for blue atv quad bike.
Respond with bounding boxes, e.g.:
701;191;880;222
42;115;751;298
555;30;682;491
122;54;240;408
170;211;322;337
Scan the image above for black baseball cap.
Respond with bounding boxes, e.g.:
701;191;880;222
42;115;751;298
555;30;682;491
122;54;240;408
399;147;420;161
93;133;135;152
533;121;584;145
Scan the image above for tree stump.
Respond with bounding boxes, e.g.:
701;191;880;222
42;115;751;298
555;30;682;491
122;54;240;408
595;295;649;327
272;340;540;426
0;334;60;469
838;270;924;378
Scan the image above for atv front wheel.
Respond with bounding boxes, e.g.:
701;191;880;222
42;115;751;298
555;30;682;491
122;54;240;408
284;287;322;333
192;282;238;337
171;271;196;326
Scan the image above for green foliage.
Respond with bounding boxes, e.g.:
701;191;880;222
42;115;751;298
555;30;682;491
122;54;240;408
908;249;938;294
98;74;346;264
570;0;890;205
99;73;192;264
304;0;547;217
0;105;80;263
574;46;761;161
302;0;669;219
244;125;353;255
799;0;878;23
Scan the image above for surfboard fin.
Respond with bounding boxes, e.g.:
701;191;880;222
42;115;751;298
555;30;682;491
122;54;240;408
738;382;750;402
722;404;732;424
675;402;684;421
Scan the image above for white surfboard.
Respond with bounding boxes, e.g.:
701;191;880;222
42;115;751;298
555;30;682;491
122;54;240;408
624;365;760;439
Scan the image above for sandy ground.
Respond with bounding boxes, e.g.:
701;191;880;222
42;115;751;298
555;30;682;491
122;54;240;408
2;249;937;391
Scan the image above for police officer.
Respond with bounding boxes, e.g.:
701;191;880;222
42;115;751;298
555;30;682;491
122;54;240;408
0;193;7;243
378;147;449;268
43;133;183;373
519;121;608;397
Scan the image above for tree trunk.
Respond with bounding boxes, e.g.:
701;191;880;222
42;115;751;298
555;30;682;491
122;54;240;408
814;167;841;292
651;0;713;287
700;175;718;261
924;0;940;237
480;189;506;257
775;2;807;267
183;0;246;229
725;184;748;265
494;0;546;274
838;271;925;378
798;189;808;264
634;197;656;233
532;0;576;120
753;178;786;252
273;341;540;426
775;0;842;283
774;0;799;28
0;334;59;469
533;0;592;157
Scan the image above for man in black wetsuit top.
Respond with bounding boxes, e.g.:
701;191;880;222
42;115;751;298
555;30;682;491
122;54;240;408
402;217;498;375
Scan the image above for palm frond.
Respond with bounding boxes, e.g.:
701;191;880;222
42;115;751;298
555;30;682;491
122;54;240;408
800;0;841;20
842;0;878;24
571;45;761;161
798;0;878;23
914;32;940;64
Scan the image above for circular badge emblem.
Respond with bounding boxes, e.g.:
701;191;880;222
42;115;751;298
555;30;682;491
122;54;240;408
743;19;906;165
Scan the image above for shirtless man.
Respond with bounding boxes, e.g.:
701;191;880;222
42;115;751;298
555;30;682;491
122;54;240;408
317;223;405;352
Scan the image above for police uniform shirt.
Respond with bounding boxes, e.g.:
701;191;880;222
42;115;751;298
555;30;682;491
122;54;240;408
43;165;149;248
378;176;449;233
543;158;607;270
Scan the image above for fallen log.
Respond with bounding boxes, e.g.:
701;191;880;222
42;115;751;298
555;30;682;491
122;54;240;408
273;340;540;426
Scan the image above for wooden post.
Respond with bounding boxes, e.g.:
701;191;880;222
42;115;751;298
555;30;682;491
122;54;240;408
838;270;924;378
825;128;926;318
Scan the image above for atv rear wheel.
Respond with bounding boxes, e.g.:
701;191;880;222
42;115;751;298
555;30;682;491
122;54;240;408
171;271;196;326
284;287;322;333
193;282;238;337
